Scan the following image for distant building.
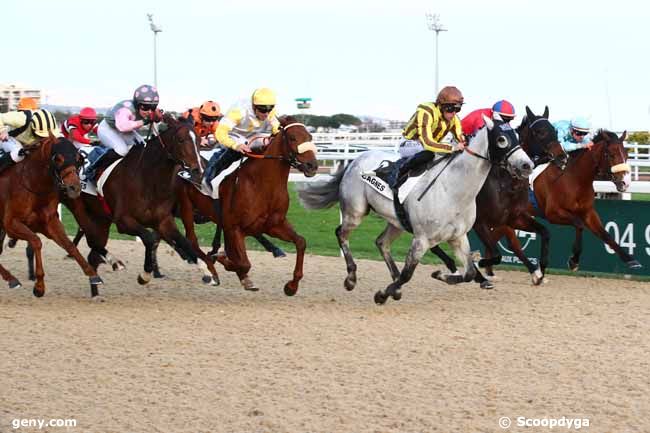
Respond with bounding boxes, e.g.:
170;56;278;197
0;83;41;112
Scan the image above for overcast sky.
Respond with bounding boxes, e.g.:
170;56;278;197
4;0;649;130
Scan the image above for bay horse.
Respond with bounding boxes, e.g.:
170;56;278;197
65;114;214;297
0;137;102;297
505;129;641;271
214;116;318;294
298;116;533;304
430;107;559;285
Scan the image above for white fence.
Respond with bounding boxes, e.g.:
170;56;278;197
301;133;650;195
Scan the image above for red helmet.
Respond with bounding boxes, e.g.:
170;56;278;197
79;107;97;120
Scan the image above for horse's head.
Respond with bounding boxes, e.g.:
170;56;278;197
50;137;83;198
482;113;533;179
592;129;630;192
518;106;567;169
276;116;318;177
158;113;204;183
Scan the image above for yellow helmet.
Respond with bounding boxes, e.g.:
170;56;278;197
30;109;58;138
252;88;276;106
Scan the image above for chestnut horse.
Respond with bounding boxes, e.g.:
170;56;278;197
215;116;318;294
503;129;641;271
0;137;102;297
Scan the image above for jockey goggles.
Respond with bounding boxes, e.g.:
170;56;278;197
573;129;588;136
254;105;274;114
440;103;463;113
200;113;223;122
138;103;157;112
81;119;96;125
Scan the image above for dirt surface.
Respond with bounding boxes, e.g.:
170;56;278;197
1;239;649;433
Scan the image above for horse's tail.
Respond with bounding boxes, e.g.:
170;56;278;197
297;165;347;209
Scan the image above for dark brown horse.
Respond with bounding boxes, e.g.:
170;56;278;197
64;114;211;297
0;137;102;297
430;108;557;286
504;128;641;271
214;116;318;294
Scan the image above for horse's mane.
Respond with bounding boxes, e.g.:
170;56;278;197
592;129;618;143
279;115;300;126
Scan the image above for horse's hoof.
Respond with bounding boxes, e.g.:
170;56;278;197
431;270;443;281
284;283;297;296
446;274;464;285
8;279;21;289
28;274;36;282
241;278;258;291
33;287;45;297
211;276;220;286
627;260;642;269
202;275;213;284
374;291;388;305
89;276;104;286
480;280;494;290
531;269;544;286
344;276;356;291
153;270;165;279
272;248;287;258
137;273;152;285
91;295;106;303
112;261;126;271
391;290;402;301
567;258;579;272
8;238;17;248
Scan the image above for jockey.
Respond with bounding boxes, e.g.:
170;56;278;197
86;85;162;178
203;87;280;183
461;100;515;136
0;109;60;173
553;117;594;153
61;107;99;150
381;86;466;190
181;101;223;148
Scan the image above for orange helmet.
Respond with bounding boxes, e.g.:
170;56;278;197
199;101;221;119
17;97;39;111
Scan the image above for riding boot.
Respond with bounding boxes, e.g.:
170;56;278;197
392;150;436;190
0;152;15;175
203;148;243;184
86;149;121;182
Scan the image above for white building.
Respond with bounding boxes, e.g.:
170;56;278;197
0;84;41;112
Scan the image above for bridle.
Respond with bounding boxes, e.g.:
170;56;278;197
18;146;81;196
243;122;317;171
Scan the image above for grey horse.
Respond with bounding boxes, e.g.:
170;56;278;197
298;115;533;304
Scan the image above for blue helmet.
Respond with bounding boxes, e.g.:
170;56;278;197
570;117;591;133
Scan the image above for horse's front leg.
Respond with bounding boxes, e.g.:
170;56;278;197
511;215;550;285
375;235;428;304
42;216;103;298
583;208;641;269
266;220;306;296
216;227;257;291
7;219;46;297
177;196;219;285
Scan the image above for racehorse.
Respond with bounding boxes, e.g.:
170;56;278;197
430;107;559;284
0;137;102;297
505;128;641;271
66;114;213;297
298;115;533;304
214;116;318;294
